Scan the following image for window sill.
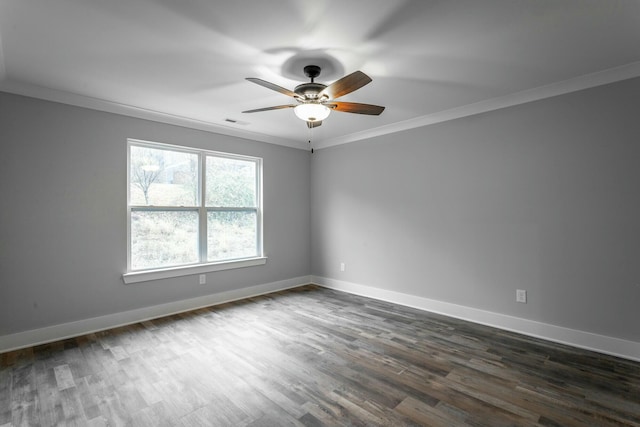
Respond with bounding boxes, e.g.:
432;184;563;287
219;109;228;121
122;257;267;284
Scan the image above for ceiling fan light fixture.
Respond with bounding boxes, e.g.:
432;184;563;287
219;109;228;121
294;103;330;122
244;66;384;128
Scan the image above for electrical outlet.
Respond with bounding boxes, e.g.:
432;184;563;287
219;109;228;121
516;289;527;303
340;262;345;272
199;274;206;285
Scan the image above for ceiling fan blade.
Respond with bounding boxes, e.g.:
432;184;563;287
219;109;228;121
319;71;372;100
246;78;298;98
242;105;296;113
307;120;322;129
327;102;385;115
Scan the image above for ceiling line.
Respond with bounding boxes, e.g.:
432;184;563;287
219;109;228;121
315;60;640;150
2;61;639;152
0;80;305;150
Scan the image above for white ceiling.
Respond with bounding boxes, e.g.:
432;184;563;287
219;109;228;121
1;0;639;150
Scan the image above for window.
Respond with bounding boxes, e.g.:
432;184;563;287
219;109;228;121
124;139;264;283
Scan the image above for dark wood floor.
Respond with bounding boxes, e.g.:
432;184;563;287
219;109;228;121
1;285;639;426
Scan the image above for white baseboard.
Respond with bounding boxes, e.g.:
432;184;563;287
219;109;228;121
312;276;640;363
5;275;638;363
0;275;312;353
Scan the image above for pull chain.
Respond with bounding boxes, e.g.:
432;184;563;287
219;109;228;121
308;124;314;153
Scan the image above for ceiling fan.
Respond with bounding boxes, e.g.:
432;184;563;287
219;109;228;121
242;65;385;129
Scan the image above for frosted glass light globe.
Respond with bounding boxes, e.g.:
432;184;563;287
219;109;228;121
294;103;330;122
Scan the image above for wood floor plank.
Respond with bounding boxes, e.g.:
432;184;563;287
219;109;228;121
10;363;39;427
33;359;64;427
445;367;539;421
396;395;465;427
1;285;639;426
53;364;76;391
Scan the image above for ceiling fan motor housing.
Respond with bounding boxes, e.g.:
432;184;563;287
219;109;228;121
295;65;328;100
294;82;327;100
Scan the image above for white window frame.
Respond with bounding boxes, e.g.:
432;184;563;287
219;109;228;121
123;139;265;284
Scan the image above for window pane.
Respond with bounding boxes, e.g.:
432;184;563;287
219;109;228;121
130;145;198;206
206;156;256;207
207;211;257;261
131;210;199;270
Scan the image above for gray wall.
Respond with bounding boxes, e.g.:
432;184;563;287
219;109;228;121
311;77;640;342
0;92;310;335
3;77;640;345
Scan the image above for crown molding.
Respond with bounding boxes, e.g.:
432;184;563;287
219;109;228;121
0;80;306;150
2;61;639;151
315;61;640;150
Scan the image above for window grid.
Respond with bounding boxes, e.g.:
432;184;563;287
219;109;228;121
127;139;262;272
